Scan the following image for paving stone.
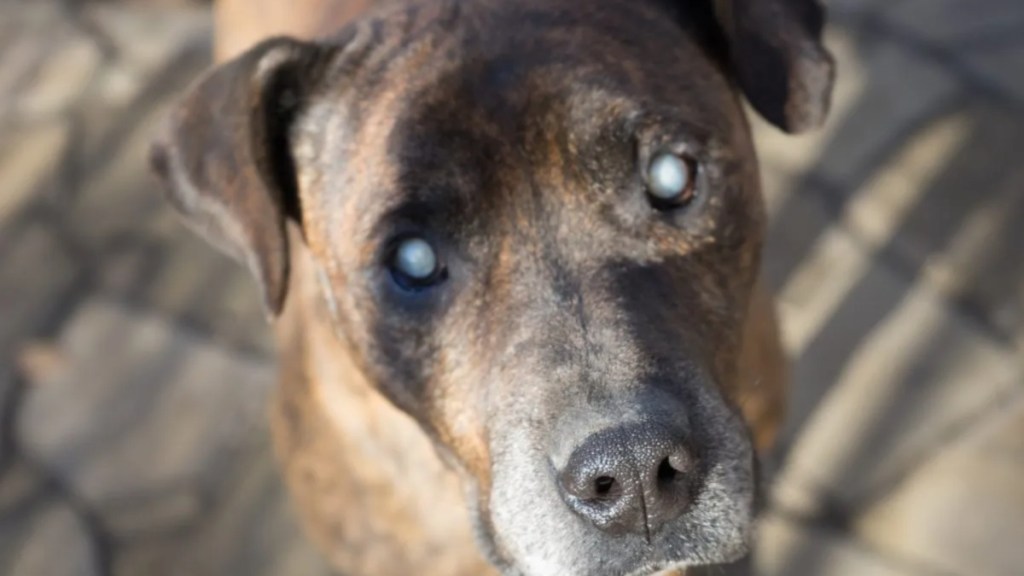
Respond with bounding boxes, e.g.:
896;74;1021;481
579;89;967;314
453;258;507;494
0;368;12;464
763;106;969;340
854;391;1024;576
714;50;1020;559
766;100;1024;351
0;460;40;512
17;299;275;537
13;32;102;120
754;29;961;304
839;0;1024;104
0;465;53;573
0;4;79;124
84;3;212;80
103;486;205;538
882;0;1024;45
8;500;102;576
56;9;210;218
766;184;1021;516
0;1;209;119
0;462;101;576
65;66;271;353
825;0;894;22
957;39;1024;109
752;31;961;194
0;224;83;352
73;1;212;114
755;513;924;576
90;210;274;355
3;342;68;465
198;449;333;576
130;219;275;354
69;93;180;250
113;445;333;576
892;105;1024;348
0;118;72;226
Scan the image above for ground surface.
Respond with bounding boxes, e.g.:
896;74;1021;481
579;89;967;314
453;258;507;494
0;1;1022;575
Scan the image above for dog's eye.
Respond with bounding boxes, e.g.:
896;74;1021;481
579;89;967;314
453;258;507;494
389;237;446;290
646;153;697;209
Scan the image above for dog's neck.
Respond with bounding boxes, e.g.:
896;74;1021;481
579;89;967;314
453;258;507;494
271;233;496;575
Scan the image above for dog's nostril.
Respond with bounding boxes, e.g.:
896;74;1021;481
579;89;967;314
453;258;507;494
594;476;616;496
658;450;692;485
558;424;698;536
657;457;677;484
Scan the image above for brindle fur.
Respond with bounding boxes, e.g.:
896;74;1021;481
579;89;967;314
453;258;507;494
152;1;831;574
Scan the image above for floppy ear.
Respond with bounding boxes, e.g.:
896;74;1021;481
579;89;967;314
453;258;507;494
712;0;835;133
150;37;334;318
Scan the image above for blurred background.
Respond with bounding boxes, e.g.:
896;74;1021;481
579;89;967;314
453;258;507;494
0;0;1021;575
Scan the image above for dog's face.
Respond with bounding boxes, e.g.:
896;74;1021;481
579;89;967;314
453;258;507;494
152;1;832;574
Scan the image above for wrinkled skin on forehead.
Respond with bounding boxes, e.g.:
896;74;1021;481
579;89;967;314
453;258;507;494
295;1;762;572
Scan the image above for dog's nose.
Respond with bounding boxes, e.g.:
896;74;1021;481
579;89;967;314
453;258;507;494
558;423;696;537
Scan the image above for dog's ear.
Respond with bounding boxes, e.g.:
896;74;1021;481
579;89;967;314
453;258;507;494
150;37;333;318
712;0;835;133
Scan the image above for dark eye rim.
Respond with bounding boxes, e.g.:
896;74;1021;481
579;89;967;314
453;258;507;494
645;152;700;211
386;235;449;292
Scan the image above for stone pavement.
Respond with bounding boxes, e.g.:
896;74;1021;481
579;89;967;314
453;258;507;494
0;1;1021;575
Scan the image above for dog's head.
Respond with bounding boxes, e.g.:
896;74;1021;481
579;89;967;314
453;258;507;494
151;0;832;573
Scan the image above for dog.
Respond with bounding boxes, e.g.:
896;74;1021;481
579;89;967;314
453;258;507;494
150;0;833;574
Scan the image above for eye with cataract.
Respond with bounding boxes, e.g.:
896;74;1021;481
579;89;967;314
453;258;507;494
389;236;447;290
646;152;697;210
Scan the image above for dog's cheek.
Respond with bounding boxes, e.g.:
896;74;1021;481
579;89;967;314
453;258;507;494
429;386;493;493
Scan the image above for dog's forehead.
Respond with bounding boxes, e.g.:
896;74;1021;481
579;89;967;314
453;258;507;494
373;0;734;134
335;1;730;136
304;0;741;251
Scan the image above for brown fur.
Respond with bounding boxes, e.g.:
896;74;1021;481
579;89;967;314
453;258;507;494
272;225;785;574
153;0;832;573
272;224;495;574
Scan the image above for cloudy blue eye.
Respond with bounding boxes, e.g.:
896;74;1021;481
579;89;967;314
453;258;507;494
390;236;446;290
647;153;697;208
